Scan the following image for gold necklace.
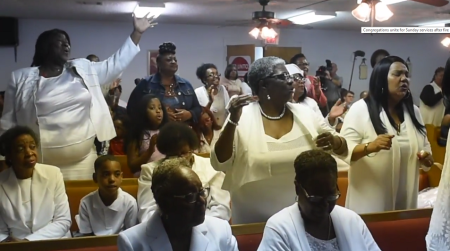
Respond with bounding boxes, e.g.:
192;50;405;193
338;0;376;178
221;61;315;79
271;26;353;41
396;123;401;135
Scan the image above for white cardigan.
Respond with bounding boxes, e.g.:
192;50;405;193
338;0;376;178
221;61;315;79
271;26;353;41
210;102;353;192
258;204;380;251
340;99;431;213
0;164;71;241
0;36;140;143
137;155;231;223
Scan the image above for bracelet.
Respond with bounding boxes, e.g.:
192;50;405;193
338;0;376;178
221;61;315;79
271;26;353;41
227;119;238;127
364;142;375;157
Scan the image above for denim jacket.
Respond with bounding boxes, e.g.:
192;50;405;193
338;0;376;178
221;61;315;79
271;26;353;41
127;73;202;123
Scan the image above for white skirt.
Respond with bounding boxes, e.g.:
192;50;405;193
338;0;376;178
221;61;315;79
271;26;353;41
40;137;97;180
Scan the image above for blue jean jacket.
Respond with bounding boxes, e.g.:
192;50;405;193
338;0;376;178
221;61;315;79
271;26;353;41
127;73;202;123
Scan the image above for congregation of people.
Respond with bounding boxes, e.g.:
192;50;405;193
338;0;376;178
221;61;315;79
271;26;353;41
1;14;450;251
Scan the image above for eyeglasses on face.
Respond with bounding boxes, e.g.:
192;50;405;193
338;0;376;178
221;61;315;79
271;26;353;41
298;182;341;203
173;187;210;203
264;72;293;82
207;73;221;79
293;75;305;82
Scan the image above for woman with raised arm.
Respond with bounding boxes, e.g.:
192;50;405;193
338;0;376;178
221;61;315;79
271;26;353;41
0;15;155;180
211;56;351;224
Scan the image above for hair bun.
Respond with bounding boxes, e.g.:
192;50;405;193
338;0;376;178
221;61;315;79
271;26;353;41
159;42;176;55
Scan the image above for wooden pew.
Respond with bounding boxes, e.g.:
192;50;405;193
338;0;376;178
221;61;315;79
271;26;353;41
64;179;138;232
1;208;433;251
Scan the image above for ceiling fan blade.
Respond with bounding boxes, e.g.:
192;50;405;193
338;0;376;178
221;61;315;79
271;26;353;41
410;0;448;7
269;19;293;26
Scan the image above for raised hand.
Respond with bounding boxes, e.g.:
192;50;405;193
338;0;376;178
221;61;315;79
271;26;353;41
228;94;259;123
328;99;347;119
133;13;157;34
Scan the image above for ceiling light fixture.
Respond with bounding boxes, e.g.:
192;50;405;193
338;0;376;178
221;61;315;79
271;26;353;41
352;0;393;26
442;37;450;47
249;26;278;40
133;3;165;19
288;12;336;25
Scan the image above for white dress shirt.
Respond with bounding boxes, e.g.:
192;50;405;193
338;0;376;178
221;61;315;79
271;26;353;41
77;188;138;236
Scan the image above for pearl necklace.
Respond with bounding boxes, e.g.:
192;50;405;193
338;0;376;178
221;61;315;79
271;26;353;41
260;105;286;120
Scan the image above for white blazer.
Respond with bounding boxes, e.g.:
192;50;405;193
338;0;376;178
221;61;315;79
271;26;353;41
0;164;71;241
117;213;238;251
210;102;353;192
0;36;140;143
341;99;431;214
137;155;231;223
258;204;380;251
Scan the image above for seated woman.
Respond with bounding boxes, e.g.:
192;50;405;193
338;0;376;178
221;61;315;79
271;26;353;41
211;56;351;224
137;122;230;223
118;158;238;251
0;126;71;242
258;150;380;251
193;107;222;154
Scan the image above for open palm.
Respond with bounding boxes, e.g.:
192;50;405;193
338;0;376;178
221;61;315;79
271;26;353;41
329;99;347;119
133;13;157;33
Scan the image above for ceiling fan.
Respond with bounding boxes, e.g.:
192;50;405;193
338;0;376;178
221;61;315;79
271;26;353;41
219;0;312;29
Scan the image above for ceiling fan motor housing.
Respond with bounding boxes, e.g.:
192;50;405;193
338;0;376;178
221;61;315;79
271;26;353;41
252;11;276;20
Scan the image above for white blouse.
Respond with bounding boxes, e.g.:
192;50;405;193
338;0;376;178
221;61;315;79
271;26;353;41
36;69;96;164
17;178;32;229
195;85;230;127
198;130;221;154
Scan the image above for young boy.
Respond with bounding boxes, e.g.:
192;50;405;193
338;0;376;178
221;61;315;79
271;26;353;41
77;155;138;236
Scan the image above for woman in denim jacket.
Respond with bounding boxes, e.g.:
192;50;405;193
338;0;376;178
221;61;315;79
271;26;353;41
128;42;202;124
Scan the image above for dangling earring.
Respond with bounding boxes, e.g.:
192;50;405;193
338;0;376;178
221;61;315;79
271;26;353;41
295;196;299;202
381;88;384;94
267;94;271;100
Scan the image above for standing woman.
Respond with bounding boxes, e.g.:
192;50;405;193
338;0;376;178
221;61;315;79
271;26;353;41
0;15;155;180
194;63;230;127
211;57;351;224
419;67;445;126
341;56;434;214
127;42;202;124
220;64;243;97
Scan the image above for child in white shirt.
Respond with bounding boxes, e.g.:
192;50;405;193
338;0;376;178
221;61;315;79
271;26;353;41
77;155;138;236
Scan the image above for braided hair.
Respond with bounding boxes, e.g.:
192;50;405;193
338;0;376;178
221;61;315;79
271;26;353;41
31;29;71;67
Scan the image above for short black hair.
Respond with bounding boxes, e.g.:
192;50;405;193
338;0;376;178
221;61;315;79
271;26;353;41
113;113;130;128
86;54;99;62
370;49;390;68
294;150;337;187
156;122;200;155
290;53;306;64
94;155;119;172
31;29;71;67
156;42;176;64
196;63;217;85
347;91;354;96
0;126;39;164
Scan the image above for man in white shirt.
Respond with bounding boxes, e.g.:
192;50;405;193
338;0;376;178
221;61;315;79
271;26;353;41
77;155;138;236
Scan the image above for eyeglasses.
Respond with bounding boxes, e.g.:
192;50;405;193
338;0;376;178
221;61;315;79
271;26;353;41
173;187;210;203
207;73;221;79
299;183;341;203
265;72;293;82
293;75;305;82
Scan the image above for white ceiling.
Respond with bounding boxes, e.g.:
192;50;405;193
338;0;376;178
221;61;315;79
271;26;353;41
2;0;450;30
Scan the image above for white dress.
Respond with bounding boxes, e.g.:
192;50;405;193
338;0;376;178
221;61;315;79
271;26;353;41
36;68;97;180
198;130;221;154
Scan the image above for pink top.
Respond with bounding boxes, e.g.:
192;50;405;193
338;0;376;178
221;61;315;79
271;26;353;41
134;130;165;177
306;75;327;108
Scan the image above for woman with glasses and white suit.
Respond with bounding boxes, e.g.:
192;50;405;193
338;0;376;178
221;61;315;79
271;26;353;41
211;57;353;224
